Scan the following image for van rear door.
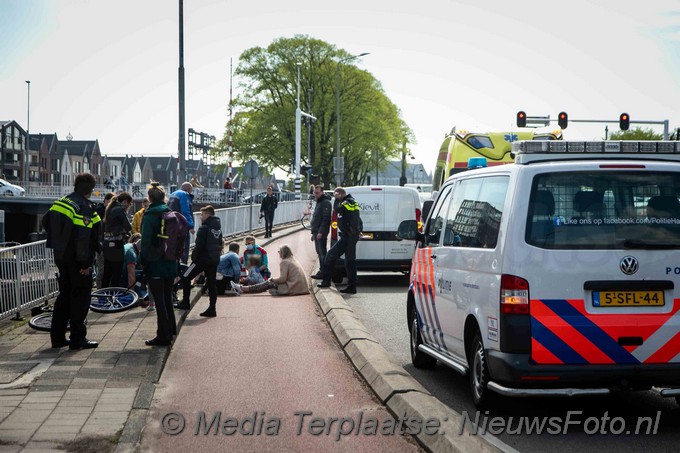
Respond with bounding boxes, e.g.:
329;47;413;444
383;189;419;265
355;188;386;262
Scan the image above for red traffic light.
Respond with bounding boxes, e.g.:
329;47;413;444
517;111;527;128
558;111;568;129
619;113;630;131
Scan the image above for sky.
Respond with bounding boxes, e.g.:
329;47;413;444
2;0;680;175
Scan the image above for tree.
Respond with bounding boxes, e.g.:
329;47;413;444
216;35;413;188
608;127;663;141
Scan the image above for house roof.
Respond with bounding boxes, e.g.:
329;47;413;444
0;120;27;135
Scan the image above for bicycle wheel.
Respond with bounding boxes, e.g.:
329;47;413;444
301;213;311;230
29;312;53;332
90;287;139;313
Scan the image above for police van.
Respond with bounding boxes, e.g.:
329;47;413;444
330;186;421;282
397;140;680;408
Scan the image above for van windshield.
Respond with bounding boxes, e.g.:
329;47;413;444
526;171;680;249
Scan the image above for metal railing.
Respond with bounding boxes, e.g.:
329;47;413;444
0;241;59;321
0;201;307;321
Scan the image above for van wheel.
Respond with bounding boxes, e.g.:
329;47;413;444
675;396;680;408
410;305;436;368
469;332;493;408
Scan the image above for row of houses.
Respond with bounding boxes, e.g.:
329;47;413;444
0;120;226;188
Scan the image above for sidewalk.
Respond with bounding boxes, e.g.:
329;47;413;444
0;223;300;452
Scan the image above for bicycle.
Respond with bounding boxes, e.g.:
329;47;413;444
28;286;138;332
300;197;315;230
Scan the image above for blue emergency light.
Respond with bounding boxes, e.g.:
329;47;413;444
468;157;488;169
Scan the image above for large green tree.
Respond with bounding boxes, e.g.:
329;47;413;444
216;35;412;187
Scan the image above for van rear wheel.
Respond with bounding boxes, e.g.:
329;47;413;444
469;331;493;408
675;396;680;408
410;305;436;368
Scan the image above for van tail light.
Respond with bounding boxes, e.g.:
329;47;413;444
331;211;338;240
500;274;529;314
415;208;422;231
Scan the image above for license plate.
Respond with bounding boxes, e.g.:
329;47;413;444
592;291;664;307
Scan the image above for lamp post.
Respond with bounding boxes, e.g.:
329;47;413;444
178;0;186;184
295;63;317;200
335;52;369;186
25;80;30;183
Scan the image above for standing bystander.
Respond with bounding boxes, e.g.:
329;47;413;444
310;185;332;279
168;182;195;263
131;198;149;235
260;186;278;238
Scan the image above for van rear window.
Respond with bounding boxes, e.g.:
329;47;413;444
526;171;680;249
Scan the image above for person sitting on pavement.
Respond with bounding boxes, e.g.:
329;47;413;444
242;235;270;279
216;242;241;295
231;244;310;296
241;255;265;286
179;205;223;318
131;198;149;235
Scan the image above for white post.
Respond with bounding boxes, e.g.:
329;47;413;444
295;63;302;200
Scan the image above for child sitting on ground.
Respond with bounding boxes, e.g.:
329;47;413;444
241;255;264;286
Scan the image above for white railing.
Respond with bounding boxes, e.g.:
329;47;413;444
0;201;307;320
0;241;59;321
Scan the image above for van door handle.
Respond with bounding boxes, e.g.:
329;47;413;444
430;255;437;259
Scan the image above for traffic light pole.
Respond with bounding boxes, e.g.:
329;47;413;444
547;118;670;140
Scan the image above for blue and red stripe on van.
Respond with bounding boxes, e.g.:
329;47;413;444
531;298;680;365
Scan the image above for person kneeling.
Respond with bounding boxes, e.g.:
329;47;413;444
231;245;309;296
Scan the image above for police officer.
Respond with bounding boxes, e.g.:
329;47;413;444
42;173;101;350
317;187;362;294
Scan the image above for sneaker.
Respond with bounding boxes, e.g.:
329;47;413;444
146;305;156;312
311;272;324;279
230;280;242;295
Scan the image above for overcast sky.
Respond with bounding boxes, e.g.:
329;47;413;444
2;0;679;174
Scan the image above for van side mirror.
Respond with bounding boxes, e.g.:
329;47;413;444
397;220;422;241
422;199;435;222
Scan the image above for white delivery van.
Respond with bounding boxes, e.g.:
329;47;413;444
405;183;433;204
398;140;680;408
330;186;422;282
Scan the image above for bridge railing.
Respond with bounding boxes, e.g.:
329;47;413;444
0;201;306;321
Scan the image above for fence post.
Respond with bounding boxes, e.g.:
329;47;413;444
12;247;23;320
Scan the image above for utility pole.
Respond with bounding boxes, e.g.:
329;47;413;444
25;81;30;183
177;0;186;184
295;63;316;200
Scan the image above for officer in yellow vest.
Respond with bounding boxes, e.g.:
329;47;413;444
42;173;102;350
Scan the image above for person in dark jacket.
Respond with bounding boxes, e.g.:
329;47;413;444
139;183;178;346
42;173;101;350
94;192;115;289
310;185;332;278
179;205;223;317
101;192;133;288
260;186;278;238
317;187;363;294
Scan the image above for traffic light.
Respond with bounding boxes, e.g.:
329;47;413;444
558;112;568;129
301;165;312;175
516;111;527;128
619;113;630;131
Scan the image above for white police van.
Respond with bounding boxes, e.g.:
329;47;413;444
398;141;680;408
330;186;421;282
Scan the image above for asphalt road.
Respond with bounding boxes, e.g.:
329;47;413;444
344;271;680;453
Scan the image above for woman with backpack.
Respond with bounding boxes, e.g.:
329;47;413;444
101;192;133;288
139;183;178;347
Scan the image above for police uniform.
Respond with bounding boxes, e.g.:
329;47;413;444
320;193;362;292
43;193;101;348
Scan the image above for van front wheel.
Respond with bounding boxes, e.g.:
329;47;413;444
469;332;493;408
410;306;436;368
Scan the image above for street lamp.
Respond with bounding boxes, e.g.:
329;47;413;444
335;52;369;185
295;63;316;200
25;80;30;183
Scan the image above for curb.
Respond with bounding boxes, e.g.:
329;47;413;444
313;286;501;453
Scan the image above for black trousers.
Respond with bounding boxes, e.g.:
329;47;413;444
314;235;328;272
263;211;275;236
216;274;239;295
101;258;122;288
182;262;217;307
52;260;93;344
148;277;175;342
321;235;358;287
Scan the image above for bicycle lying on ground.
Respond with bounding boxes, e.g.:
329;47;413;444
28;287;139;332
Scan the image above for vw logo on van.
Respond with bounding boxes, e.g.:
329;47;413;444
620;256;639;275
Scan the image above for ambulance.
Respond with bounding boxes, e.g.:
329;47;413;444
398;140;680;408
432;129;563;192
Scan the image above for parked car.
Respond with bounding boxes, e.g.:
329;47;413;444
0;179;25;197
